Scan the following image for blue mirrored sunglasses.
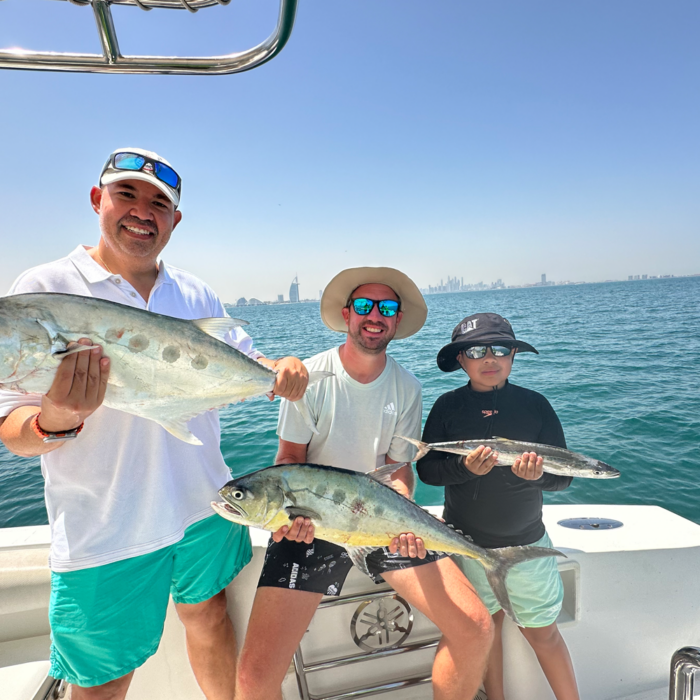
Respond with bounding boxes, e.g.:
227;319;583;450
462;345;513;359
109;152;181;193
349;298;400;317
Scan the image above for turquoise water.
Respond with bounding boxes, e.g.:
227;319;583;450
1;277;698;528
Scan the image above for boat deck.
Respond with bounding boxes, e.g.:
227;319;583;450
2;503;700;699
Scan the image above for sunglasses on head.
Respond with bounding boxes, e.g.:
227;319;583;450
348;298;400;317
462;345;514;359
107;152;181;193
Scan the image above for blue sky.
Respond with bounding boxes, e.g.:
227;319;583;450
1;0;698;302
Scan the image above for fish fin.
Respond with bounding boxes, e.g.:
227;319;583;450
291;399;319;435
53;344;101;358
35;319;71;356
396;436;431;461
307;371;334;387
285;506;322;521
368;462;415;499
192;317;249;343
153;418;203;446
478;545;566;626
345;545;377;578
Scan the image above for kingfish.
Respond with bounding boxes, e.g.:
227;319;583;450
211;462;566;625
0;293;328;445
399;436;620;479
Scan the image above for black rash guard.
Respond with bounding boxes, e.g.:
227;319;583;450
417;381;572;549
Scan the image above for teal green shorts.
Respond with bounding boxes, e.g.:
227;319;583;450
49;515;251;687
453;531;563;628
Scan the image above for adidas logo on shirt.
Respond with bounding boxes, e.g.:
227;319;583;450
383;402;397;415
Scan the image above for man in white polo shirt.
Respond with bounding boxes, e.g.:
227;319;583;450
0;148;308;700
235;267;493;700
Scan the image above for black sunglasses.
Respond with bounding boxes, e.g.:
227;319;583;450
348;298;400;317
104;152;181;196
462;345;514;359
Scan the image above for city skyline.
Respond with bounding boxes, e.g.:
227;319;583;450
227;270;699;305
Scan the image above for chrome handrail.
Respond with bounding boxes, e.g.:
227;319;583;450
293;588;440;700
670;646;700;700
0;0;297;74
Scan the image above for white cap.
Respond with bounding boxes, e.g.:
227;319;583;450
99;147;181;207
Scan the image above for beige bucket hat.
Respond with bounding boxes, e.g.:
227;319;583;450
320;267;427;340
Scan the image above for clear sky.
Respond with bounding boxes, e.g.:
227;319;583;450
1;0;698;302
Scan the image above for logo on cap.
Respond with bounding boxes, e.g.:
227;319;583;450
461;320;478;335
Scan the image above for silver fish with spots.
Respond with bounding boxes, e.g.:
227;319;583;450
0;293;328;445
212;462;566;625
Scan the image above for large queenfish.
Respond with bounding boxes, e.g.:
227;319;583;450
0;293;327;445
212;462;566;625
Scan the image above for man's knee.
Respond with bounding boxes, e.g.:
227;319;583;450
70;672;133;700
236;643;290;697
467;599;495;646
444;593;494;651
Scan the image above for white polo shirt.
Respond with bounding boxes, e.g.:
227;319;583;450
0;245;261;572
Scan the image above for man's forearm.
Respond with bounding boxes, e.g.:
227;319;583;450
0;407;65;458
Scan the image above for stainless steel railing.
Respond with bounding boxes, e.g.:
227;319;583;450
293;589;440;700
670;646;700;700
0;0;297;74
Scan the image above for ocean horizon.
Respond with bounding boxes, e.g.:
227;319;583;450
1;276;698;529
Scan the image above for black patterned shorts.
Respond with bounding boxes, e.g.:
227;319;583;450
257;537;445;597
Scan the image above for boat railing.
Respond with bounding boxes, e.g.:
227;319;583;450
670;646;700;700
0;0;297;74
293;589;441;700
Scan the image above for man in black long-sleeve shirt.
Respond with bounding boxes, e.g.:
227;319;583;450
417;313;580;700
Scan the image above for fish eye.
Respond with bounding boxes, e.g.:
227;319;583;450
232;490;245;500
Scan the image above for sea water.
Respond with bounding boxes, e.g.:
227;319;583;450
1;277;698;528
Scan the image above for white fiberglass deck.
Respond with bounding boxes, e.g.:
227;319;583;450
1;504;699;699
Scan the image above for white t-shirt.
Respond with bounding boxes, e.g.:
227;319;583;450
0;245;262;572
277;347;422;473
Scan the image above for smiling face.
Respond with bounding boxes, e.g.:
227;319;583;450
341;283;403;355
457;346;515;392
90;179;182;268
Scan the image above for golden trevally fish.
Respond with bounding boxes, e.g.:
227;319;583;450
0;293;328;445
399;436;620;479
211;462;566;625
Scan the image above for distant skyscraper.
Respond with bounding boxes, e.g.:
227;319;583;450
541;273;547;285
277;294;284;303
289;275;300;303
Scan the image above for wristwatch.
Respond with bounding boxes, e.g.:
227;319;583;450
31;413;84;443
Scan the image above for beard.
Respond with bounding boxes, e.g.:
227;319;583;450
347;320;396;355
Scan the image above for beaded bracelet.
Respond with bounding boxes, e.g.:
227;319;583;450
31;413;84;443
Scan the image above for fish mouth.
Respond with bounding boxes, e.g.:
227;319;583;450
211;501;245;518
596;469;621;479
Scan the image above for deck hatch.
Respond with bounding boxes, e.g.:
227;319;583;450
558;517;623;530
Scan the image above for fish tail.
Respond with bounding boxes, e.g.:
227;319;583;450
397;435;431;461
479;545;566;626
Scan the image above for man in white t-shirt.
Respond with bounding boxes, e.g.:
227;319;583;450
235;267;493;700
0;148;308;700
